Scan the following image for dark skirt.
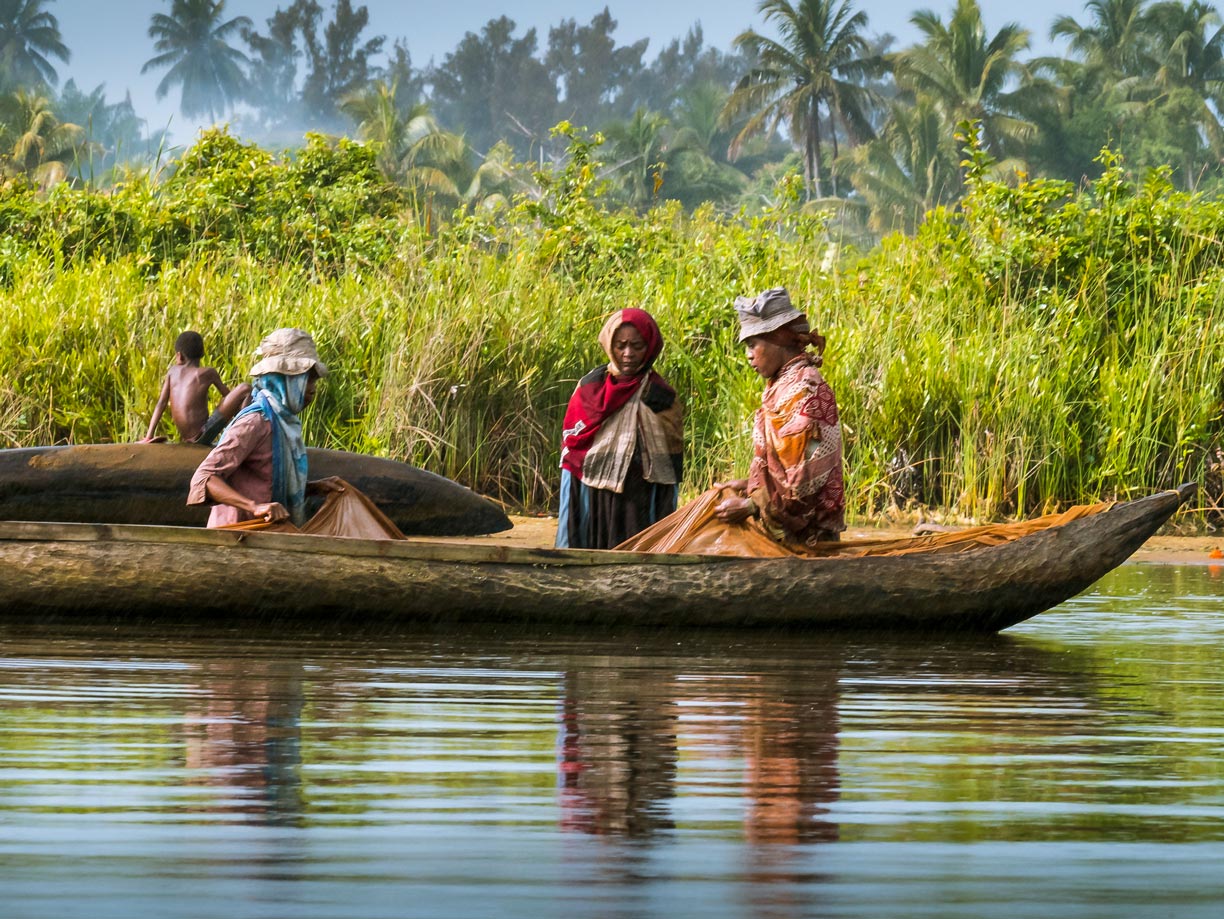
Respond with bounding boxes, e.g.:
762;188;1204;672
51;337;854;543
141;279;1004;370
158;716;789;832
556;463;678;550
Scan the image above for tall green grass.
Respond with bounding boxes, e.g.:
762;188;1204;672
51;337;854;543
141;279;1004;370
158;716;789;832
0;132;1221;525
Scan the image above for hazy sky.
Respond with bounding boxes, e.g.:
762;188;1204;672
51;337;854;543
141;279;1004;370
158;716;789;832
55;0;1072;141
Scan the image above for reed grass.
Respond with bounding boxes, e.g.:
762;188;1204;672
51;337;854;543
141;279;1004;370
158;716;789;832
0;133;1221;526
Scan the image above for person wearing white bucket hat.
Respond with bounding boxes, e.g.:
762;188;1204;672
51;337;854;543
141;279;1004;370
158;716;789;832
713;288;846;545
188;328;342;528
247;327;330;378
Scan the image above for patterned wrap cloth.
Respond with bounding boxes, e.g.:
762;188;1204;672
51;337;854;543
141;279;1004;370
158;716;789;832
746;353;846;545
559;308;678;483
556;308;683;549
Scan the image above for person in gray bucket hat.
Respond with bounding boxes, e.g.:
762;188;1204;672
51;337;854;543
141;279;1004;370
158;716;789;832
188;328;343;528
732;287;807;341
714;287;846;545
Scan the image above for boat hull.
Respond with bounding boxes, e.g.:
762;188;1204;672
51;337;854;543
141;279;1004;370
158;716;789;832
0;443;510;536
0;487;1189;630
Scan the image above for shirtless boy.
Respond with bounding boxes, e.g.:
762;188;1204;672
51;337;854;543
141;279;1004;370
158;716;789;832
142;331;244;443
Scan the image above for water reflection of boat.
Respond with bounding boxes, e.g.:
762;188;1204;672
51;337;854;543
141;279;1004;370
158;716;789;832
0;486;1191;630
544;631;1101;846
0;620;1119;854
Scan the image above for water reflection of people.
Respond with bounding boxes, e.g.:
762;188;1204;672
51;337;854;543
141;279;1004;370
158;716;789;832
557;659;841;844
558;668;678;837
742;679;840;844
182;657;305;823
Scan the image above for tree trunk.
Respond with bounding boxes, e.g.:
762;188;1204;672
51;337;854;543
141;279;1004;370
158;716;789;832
829;108;841;197
808;99;825;199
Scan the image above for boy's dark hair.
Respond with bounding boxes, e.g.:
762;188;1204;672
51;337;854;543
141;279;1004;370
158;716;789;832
174;331;205;361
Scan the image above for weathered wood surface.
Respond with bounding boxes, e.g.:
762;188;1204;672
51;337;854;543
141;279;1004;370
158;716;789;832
0;443;510;536
0;486;1190;630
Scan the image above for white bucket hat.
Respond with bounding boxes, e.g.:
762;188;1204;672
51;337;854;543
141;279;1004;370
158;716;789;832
734;287;808;342
248;328;329;377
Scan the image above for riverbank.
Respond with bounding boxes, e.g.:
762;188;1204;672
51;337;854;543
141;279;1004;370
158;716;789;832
466;515;1224;565
3;131;1221;525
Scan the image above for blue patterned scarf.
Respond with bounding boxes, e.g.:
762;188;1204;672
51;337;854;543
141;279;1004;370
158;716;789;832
225;372;311;525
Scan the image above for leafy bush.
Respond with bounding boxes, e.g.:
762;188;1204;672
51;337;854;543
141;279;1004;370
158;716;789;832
1;128;1221;525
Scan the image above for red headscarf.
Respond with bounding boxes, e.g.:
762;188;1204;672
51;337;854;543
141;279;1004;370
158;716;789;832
560;308;673;479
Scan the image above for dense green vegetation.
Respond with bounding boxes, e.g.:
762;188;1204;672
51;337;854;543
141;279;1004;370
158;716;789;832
10;0;1224;227
0;1;1220;523
0;126;1220;524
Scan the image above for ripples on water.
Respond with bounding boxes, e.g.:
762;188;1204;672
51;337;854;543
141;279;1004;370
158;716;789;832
1;563;1222;918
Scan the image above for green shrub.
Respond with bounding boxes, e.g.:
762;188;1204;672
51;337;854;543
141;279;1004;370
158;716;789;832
0;129;1220;525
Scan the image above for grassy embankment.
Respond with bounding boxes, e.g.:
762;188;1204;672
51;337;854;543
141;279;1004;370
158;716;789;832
0;131;1220;524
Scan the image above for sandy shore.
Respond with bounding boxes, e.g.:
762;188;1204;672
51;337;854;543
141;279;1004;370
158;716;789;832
449;515;1224;566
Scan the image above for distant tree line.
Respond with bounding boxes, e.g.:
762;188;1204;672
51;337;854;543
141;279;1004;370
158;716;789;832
4;0;1224;235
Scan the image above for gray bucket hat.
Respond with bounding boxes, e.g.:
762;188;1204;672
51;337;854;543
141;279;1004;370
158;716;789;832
733;287;808;342
248;328;329;377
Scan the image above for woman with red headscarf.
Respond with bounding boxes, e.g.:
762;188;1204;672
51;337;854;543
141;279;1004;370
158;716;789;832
556;308;684;549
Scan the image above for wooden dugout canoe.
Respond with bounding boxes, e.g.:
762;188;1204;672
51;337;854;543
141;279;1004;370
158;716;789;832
0;484;1193;630
0;443;510;536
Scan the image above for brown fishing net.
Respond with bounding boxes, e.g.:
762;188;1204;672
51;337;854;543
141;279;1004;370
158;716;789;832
217;479;406;539
615;487;1113;558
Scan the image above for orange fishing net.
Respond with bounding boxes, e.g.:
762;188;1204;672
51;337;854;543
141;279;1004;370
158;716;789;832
615;487;1113;558
217;479;406;539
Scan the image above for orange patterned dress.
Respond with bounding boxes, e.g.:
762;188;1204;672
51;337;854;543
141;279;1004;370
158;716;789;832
746;354;845;545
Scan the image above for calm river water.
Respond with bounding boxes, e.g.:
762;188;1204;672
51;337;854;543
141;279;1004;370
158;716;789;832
1;562;1222;918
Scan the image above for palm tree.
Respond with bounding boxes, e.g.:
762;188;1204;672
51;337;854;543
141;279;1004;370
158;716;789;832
0;0;68;92
603;107;675;208
721;0;880;198
142;0;251;122
1037;0;1223;184
665;83;752;207
0;89;97;188
55;80;149;181
1151;0;1223;79
341;80;460;193
458;140;519;211
1149;2;1224;127
340;79;515;216
895;0;1036;159
1050;0;1155;93
671;81;733;161
1142;0;1224;177
836;97;961;232
1023;0;1159;180
340;79;432;179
